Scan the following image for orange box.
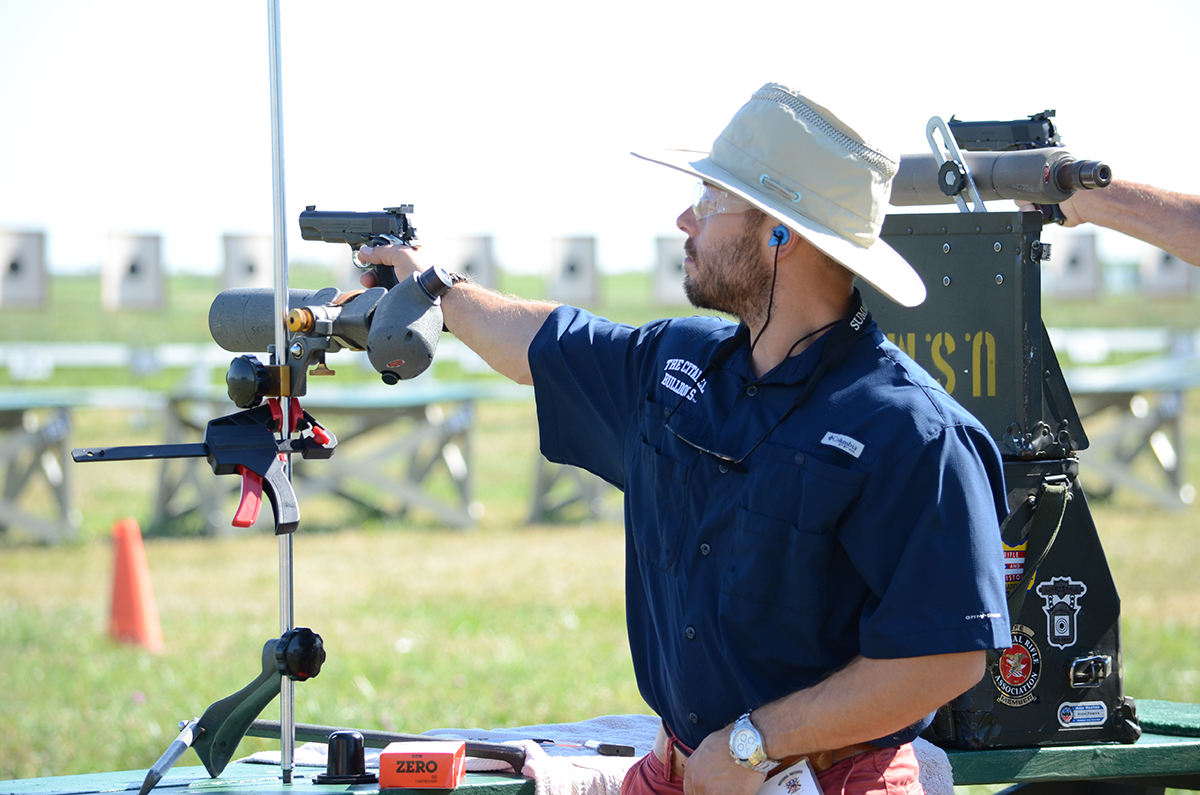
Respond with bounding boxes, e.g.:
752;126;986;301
379;740;467;790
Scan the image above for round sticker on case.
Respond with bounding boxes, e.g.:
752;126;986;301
994;625;1042;707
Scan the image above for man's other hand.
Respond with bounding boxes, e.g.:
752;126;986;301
683;725;765;795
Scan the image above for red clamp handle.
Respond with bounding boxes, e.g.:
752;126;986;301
232;465;264;527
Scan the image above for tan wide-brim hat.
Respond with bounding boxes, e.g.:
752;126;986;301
633;83;926;307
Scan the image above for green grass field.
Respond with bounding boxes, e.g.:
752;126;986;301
1;269;1199;792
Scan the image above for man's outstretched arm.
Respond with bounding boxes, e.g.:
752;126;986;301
358;243;557;385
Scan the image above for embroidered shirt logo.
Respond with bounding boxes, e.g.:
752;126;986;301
820;432;864;458
661;358;706;403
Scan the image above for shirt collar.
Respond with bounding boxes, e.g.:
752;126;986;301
720;321;838;387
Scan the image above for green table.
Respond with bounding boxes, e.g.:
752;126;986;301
0;761;533;795
5;702;1198;794
946;700;1200;793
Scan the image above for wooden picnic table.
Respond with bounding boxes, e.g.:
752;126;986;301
0;387;165;543
1064;353;1200;509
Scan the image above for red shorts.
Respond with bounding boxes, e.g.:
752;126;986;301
619;741;923;795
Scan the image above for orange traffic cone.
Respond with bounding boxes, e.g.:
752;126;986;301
108;517;163;652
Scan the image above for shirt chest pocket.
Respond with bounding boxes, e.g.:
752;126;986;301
721;453;866;620
627;436;692;574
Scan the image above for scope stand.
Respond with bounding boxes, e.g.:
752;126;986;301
72;397;337;791
192;628;326;778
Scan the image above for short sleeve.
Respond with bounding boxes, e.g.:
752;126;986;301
528;306;661;489
841;422;1011;657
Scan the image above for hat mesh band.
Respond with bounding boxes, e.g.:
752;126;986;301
751;87;898;180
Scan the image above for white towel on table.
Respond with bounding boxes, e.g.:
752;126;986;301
425;713;658;795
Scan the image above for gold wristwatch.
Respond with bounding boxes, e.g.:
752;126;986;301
729;712;776;773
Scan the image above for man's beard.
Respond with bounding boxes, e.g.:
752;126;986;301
683;217;774;326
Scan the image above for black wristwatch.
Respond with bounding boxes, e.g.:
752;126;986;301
439;272;471;333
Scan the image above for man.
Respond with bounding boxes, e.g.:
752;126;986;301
360;83;1010;795
1021;179;1200;266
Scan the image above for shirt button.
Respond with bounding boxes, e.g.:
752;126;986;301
685;626;697;639
746;385;759;397
689;713;699;724
718;464;730;474
700;543;711;556
794;452;805;465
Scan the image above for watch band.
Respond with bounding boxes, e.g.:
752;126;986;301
730;712;775;773
440;272;469;333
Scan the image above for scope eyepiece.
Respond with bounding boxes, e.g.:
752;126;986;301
1080;161;1112;189
416;267;453;300
1057;159;1112;192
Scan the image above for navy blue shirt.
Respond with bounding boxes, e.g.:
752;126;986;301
528;306;1010;751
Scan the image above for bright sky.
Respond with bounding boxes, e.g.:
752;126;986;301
1;0;1198;275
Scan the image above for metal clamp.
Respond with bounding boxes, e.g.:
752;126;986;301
925;116;986;214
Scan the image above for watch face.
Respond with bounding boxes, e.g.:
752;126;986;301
731;728;756;759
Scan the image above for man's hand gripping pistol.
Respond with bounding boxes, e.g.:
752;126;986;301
299;204;417;289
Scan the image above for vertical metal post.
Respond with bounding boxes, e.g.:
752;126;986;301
266;0;295;784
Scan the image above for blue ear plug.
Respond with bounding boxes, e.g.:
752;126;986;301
769;225;790;247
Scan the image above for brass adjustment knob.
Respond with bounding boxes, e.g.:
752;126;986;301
288;308;314;333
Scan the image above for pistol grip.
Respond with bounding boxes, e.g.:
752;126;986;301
1037;202;1068;225
373;264;398;289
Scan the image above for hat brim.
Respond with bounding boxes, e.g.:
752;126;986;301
632;149;926;307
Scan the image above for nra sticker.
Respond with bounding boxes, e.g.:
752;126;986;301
1058;700;1108;730
994;624;1041;707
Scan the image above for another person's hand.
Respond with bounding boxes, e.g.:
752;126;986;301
356;243;424;288
1016;194;1085;228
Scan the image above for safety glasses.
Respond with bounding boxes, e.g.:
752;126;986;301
692;182;755;221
